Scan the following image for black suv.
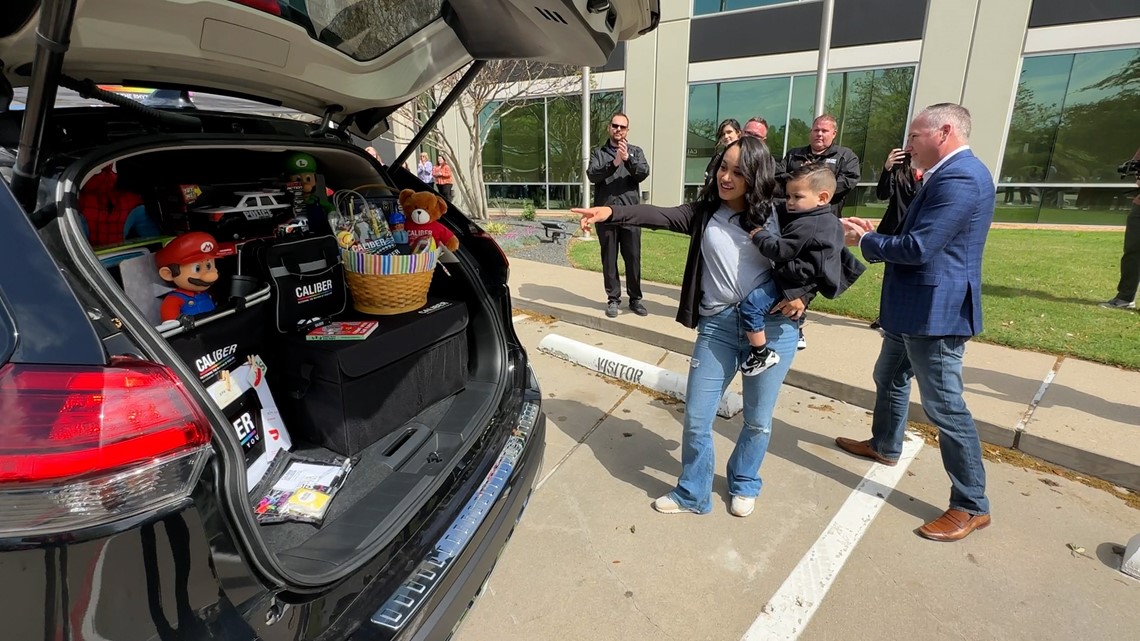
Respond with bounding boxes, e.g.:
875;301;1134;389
0;1;657;639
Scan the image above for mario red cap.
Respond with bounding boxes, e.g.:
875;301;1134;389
156;232;220;267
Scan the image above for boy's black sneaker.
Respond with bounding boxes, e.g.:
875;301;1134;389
741;346;780;377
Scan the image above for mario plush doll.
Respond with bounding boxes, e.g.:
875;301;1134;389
156;231;221;322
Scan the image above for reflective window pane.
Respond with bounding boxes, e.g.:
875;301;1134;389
498;100;546;183
859;67;915;183
686;83;719;184
1001;55;1071;184
482;91;622;192
694;0;802;16
685;67;915;190
486;184;546;209
998;46;1139;224
834;185;881;221
547;96;582;183
785;74;818;150
719;77;791;159
692;0;721;17
548;184;584;210
995;187;1137;225
1051;49;1140;184
481;103;505;183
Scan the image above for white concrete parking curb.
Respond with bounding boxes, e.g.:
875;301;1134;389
1123;533;1140;580
537;333;744;418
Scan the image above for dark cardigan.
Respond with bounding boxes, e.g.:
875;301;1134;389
609;203;866;328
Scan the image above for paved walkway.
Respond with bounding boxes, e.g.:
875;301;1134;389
455;318;1140;641
507;258;1140;492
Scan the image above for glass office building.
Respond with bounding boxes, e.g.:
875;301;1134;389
420;0;1140;224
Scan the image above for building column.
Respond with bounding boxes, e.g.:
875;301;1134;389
959;0;1034;179
625;4;691;207
911;0;1032;177
911;0;979;112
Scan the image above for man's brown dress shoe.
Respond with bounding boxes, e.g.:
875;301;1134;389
834;437;898;466
917;509;991;542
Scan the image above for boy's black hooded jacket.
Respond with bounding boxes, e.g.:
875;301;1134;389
753;203;863;301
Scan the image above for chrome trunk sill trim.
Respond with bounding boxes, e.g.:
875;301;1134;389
371;401;540;631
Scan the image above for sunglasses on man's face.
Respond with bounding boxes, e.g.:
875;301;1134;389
610;123;628;130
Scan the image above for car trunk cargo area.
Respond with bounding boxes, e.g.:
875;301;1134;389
63;141;507;577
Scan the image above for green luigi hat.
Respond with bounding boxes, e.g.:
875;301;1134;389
286;152;318;174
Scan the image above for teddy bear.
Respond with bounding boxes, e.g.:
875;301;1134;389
398;188;459;252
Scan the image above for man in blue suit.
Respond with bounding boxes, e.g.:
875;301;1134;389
837;103;993;542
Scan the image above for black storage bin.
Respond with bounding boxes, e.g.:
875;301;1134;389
240;234;347;333
167;299;269;387
265;299;469;456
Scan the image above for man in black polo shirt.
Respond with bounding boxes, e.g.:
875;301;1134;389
778;114;861;217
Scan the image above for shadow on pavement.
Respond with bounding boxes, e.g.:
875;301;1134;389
1095;541;1127;573
544;394;945;524
518;283;675;318
543;397;681;500
964;367;1135;425
713;416;946;524
801;311;877;331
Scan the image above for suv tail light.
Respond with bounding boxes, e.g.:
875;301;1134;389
471;230;510;269
228;0;283;16
0;357;212;537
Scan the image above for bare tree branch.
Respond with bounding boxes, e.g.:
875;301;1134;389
389;60;582;220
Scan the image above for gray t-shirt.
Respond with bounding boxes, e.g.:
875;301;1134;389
699;204;777;316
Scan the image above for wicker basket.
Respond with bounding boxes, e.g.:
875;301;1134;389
341;242;439;315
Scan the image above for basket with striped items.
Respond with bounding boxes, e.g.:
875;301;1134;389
340;238;439;315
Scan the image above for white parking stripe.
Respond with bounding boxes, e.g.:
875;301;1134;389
511;314;529;324
742;435;924;641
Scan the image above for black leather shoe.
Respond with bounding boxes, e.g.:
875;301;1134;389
629;300;648;316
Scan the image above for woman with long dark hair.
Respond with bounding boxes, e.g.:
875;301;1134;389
573;136;806;517
875;147;922;236
869;148;923;330
704;118;742;182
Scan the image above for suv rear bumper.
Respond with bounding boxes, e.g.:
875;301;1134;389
355;408;546;641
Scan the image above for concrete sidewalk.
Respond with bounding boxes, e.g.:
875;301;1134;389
508;258;1140;492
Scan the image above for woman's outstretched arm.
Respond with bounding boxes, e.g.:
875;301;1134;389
574;203;696;235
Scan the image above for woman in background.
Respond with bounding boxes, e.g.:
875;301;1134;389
869;147;922;330
434;156;455;200
875;147;922;236
704;118;742;182
416;152;434;188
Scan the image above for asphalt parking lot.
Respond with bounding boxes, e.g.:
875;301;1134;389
453;318;1140;641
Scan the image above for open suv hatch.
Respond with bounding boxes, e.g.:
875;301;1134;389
0;1;658;639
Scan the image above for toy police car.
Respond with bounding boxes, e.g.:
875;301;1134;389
190;191;293;239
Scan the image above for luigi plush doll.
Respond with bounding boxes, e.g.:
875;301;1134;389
285;152;336;237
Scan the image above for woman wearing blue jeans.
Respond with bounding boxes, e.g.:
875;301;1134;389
574;137;812;517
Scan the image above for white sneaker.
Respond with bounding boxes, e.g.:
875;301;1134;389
741;347;780;376
1100;298;1136;310
796;330;807;351
730;495;755;517
653;494;698;514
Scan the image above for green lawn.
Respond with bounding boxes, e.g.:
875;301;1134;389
568;228;1139;370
